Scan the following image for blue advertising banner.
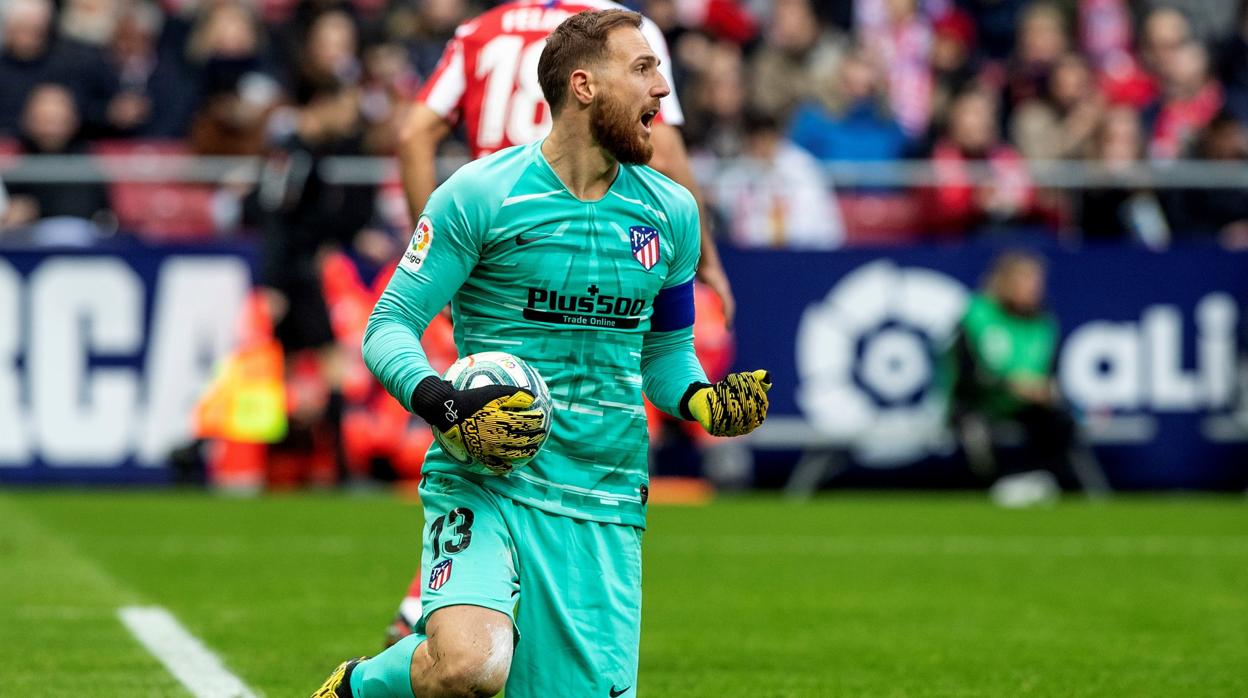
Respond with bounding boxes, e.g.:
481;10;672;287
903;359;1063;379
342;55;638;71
722;244;1248;490
3;242;1245;489
0;245;253;484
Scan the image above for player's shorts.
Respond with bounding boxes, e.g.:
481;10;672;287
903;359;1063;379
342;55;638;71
416;470;643;698
272;272;334;352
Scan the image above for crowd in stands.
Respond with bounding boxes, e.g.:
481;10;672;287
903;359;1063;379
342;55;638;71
1;0;1247;249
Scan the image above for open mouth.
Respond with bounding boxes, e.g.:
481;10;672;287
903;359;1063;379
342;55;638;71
640;109;657;133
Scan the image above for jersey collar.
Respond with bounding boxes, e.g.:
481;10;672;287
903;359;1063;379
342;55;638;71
532;138;624;203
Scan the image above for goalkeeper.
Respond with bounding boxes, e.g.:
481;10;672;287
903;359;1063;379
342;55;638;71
313;9;770;698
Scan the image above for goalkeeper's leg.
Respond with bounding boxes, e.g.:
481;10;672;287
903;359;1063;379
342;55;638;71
346;606;511;697
503;504;643;698
315;472;519;697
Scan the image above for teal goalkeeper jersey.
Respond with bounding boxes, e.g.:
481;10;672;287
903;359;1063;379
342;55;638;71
362;140;708;527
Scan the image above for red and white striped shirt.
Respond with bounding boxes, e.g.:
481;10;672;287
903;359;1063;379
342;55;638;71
417;0;684;159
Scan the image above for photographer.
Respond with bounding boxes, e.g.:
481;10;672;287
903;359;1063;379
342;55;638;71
944;250;1109;502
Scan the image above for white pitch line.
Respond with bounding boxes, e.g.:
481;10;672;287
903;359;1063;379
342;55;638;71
118;606;257;698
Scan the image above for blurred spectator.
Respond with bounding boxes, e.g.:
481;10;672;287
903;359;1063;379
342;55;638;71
1004;2;1069;112
255;78;378;481
788;47;910;162
273;0;361;83
858;0;933;137
1216;2;1248;122
0;0;1245;251
108;0;197;137
710;110;844;248
1143;38;1225;159
681;0;758;43
929;8;980;131
0;0;121;137
59;0;120;47
1079;0;1155;108
1140;4;1195;78
258;79;378;318
1139;0;1242;44
384;0;467;79
747;0;846;120
1165;113;1248;246
1077;106;1170;244
685;40;748;156
358;36;418;155
1079;0;1131;67
1010;52;1104;159
954;0;1030;60
1;84;111;236
293;10;361;102
925;89;1036;236
944;250;1108;497
186;0;282;154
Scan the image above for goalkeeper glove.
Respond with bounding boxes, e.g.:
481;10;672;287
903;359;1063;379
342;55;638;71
411;376;547;471
680;370;772;437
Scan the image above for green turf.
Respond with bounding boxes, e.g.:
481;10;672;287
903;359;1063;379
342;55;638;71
1;490;1246;697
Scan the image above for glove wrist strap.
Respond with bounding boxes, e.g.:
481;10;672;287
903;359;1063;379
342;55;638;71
411;376;457;431
678;381;713;421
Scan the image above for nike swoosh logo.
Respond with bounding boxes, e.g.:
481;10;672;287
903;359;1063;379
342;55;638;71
514;231;556;246
609;686;631;697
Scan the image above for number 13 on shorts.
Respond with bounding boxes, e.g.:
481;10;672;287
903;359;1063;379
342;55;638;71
415;473;521;631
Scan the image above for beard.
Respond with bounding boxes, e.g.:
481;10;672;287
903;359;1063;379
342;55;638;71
590;89;653;165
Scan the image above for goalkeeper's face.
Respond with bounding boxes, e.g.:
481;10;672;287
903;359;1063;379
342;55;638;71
589;27;670;164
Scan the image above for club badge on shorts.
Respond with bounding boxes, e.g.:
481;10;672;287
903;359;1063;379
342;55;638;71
400;216;434;272
428;559;453;590
629;226;660;271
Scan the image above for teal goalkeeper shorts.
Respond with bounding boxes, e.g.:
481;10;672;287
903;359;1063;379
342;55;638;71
415;471;644;698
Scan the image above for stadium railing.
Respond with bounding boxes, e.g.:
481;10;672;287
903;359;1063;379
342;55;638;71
5;152;1245;247
5;154;1248;188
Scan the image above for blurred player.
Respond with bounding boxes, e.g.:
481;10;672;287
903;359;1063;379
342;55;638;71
312;10;770;697
387;0;735;646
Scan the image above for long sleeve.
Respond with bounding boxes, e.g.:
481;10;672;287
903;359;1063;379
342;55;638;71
641;186;707;417
642;322;708;417
362;168;487;411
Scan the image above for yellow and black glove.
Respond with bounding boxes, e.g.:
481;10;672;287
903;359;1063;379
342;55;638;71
412;376;547;472
680;370;772;437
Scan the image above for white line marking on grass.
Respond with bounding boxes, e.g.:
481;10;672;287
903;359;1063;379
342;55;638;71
118;606;257;698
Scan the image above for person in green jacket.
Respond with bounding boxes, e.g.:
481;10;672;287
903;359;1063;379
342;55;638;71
945;251;1108;495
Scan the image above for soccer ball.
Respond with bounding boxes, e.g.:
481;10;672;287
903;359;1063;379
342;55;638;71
433;351;554;476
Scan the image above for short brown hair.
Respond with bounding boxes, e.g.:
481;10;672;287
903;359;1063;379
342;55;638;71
984;250;1046;298
537;9;642;112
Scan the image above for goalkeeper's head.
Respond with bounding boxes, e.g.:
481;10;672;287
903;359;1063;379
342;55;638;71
537;9;669;165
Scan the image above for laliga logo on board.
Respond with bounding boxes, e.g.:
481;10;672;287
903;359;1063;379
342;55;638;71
796;259;1243;463
796;260;968;466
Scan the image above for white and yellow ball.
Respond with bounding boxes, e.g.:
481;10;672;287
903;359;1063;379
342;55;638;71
433;351;554;475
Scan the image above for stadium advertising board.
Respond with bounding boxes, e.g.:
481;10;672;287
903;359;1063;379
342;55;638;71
725;245;1248;489
3;244;1244;489
0;247;251;483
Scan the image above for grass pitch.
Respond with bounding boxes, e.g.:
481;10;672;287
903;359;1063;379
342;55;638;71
1;490;1246;697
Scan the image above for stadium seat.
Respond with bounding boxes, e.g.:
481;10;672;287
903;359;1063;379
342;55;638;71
837;192;926;246
90;140;219;242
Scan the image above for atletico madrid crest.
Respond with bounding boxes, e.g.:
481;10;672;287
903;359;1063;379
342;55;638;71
629;226;660;271
428;559;453;591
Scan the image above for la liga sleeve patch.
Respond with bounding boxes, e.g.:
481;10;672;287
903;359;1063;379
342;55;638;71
400;216;435;272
